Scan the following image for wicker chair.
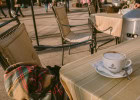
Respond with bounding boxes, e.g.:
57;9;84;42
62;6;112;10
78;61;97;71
88;18;119;50
0;17;41;70
52;6;97;65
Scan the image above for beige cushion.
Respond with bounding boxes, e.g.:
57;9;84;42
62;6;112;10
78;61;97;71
0;23;42;67
54;6;91;43
65;32;91;43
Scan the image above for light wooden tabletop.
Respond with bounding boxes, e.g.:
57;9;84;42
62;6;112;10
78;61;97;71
60;37;140;100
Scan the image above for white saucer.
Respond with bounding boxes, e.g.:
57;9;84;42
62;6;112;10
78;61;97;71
94;60;133;78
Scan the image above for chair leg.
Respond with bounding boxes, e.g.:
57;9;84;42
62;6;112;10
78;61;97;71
16;7;19;15
115;37;120;45
8;9;13;18
94;42;97;52
62;47;65;66
90;37;97;54
89;43;91;52
98;38;114;49
91;45;94;54
19;8;24;17
0;7;7;18
68;46;71;55
115;37;118;45
90;42;94;54
94;34;97;52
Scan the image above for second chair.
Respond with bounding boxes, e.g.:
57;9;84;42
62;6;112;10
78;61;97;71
52;6;97;65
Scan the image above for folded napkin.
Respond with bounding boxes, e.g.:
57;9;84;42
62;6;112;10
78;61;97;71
93;61;128;77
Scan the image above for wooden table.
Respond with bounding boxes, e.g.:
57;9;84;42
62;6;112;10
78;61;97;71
90;13;123;38
60;37;140;100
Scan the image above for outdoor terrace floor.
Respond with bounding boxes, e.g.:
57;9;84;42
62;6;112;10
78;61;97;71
0;4;116;99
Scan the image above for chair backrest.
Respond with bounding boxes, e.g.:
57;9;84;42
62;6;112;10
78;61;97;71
0;22;42;70
88;18;97;37
88;4;96;16
52;6;71;38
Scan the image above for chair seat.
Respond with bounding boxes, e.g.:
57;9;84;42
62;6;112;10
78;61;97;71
65;32;91;43
52;6;96;65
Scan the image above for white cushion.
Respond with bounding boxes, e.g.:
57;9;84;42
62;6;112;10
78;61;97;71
65;31;91;43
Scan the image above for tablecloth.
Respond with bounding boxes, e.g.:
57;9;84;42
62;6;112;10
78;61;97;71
90;13;123;37
60;37;140;100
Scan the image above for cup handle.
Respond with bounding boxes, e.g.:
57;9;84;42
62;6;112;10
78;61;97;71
125;59;132;67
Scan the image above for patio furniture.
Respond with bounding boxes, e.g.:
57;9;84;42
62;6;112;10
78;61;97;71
90;13;122;42
89;13;120;50
0;6;7;18
96;0;115;13
0;17;41;70
52;6;97;65
9;0;24;17
88;4;96;16
60;37;140;100
88;3;117;48
0;0;7;18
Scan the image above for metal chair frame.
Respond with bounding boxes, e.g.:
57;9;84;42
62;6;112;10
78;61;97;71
88;4;96;16
0;16;20;70
0;17;41;70
52;6;97;65
14;4;24;17
88;18;119;51
95;0;114;13
0;6;7;18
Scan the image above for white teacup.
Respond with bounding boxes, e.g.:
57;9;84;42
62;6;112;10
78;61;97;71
102;51;132;73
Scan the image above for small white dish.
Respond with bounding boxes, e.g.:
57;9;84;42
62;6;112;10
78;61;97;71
94;60;133;78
